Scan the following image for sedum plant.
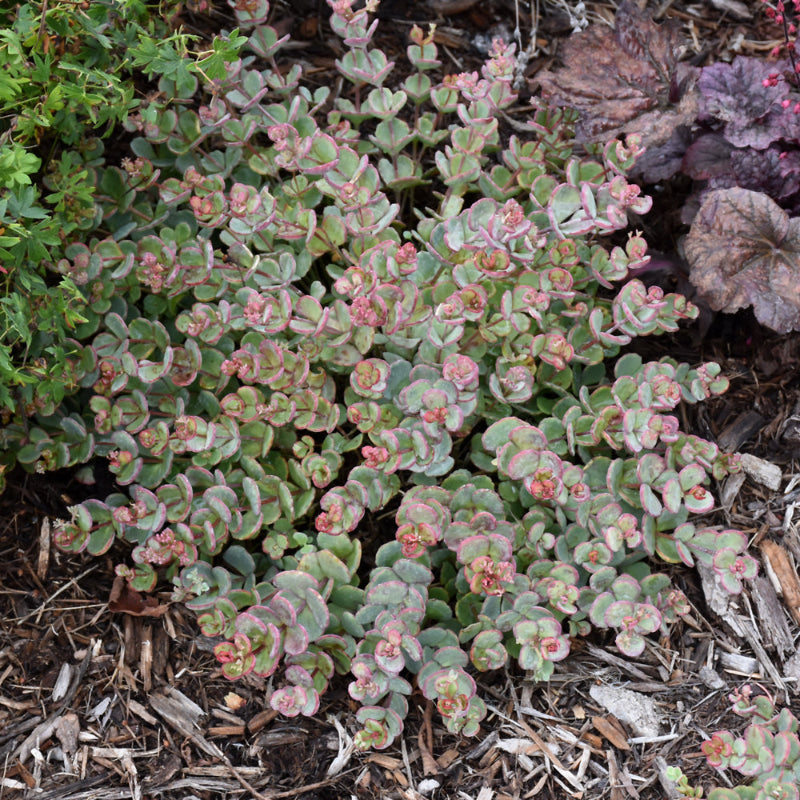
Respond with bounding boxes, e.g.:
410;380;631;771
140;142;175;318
7;0;756;749
671;687;800;800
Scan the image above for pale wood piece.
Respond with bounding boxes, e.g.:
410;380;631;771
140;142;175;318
749;575;794;657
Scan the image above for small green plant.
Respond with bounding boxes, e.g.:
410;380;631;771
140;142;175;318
0;0;197;426
666;766;705;799
0;0;141;268
8;0;755;750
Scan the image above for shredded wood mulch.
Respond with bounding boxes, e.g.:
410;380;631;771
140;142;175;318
3;1;800;798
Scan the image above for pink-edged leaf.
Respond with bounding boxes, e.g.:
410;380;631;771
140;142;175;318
603;599;634;628
640;484;663;517
685;188;800;333
773;730;800;767
283;625;310;655
679;464;707;490
661;478;682;515
615;629;646;657
684;485;714;514
470;630;508;672
270;685;319;717
635;604;662;634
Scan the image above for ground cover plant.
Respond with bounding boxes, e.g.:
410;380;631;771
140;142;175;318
0;0;778;791
669;687;800;800
538;0;800;334
0;0;197;446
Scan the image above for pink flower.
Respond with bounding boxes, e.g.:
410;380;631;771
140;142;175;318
362;445;389;468
467;556;515;596
701;732;733;768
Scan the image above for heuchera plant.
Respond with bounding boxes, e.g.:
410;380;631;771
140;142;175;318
671;687;800;800
538;1;800;333
5;0;756;749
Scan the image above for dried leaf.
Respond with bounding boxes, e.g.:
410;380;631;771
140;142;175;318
54;712;80;756
684;188;800;333
592;715;631;750
494;737;538;755
108;575;170;617
326;715;355;777
224;692;247;712
367;753;402;770
537;0;698;147
37;518;51;580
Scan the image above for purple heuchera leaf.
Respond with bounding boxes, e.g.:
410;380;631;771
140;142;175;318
685;188;800;333
537;0;698;146
726;106;799;151
681;133;735;181
731;146;800;201
698;56;797;149
630;125;694;183
699;57;776;123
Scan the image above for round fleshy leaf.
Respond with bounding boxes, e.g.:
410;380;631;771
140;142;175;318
684;485;715;514
603;600;635;629
615;630;646;657
470;630;508;671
